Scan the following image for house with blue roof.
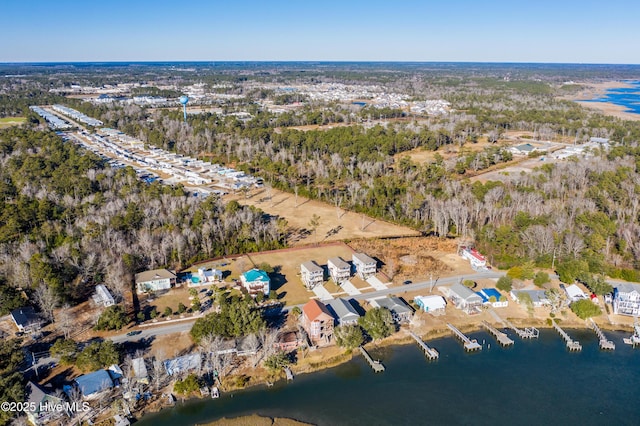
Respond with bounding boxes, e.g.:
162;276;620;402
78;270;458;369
240;269;270;296
476;288;508;308
73;369;116;399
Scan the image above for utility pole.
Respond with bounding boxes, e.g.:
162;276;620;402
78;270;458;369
551;248;557;270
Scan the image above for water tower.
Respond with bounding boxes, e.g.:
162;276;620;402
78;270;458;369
179;95;189;122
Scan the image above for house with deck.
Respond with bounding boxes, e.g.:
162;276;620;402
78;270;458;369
328;257;351;284
476;288;508;308
302;299;334;346
369;296;414;323
441;283;484;314
163;353;202;376
510;289;550;308
240;269;270;296
275;331;304;352
10;306;41;333
613;283;640;316
25;381;64;425
459;247;487;270
415;295;447;314
300;261;324;289
135;269;176;293
352;252;377;279
327;298;361;326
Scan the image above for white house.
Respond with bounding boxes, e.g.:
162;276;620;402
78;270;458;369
197;267;223;283
300;261;324;289
369;296;414;323
565;284;588;302
240;269;270;296
510;289;550;308
135;269;176;293
93;284;115;307
414;295;447;314
352;252;376;279
328;257;351;284
460;247;487;270
441;283;484;314
613;283;640;316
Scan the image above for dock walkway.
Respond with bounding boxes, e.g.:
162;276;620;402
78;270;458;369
504;319;539;339
589;319;615;350
552;319;582;351
482;321;514;346
447;323;482;351
408;331;439;360
359;346;385;372
284;366;294;380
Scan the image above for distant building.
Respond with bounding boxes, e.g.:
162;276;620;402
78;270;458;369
476;288;508;308
300;261;324;289
510;143;537;155
369;296;414;323
613;283;640;316
135;269;176;293
327;298;361;326
352;252;377;279
590;137;610;144
414;295;447;314
459;247;487;270
328;257;351;284
240;269;270;296
10;306;41;333
302;299;334;346
93;284;115;307
441;283;484;314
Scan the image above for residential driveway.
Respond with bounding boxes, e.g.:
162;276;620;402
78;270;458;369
367;276;388;291
341;280;361;296
312;285;334;301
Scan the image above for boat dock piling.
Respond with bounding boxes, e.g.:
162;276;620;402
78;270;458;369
359;346;385;372
504;319;539;339
447;323;482;351
552;319;582;351
482;321;514;346
284;366;294;380
408;331;439;360
589;319;615;350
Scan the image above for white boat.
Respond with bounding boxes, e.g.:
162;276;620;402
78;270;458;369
211;386;220;399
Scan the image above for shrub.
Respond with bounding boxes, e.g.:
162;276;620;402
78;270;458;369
496;276;513;292
164;307;173;317
94;305;128;331
174;374;201;395
570;299;602;320
533;271;550;287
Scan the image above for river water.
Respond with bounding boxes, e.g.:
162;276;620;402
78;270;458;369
137;329;640;426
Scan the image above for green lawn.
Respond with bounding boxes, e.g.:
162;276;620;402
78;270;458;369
0;117;26;128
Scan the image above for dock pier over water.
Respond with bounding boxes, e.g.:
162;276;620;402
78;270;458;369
589;319;615;350
504;319;539;339
408;331;439;360
482;321;514;346
359;346;385;372
552;319;582;351
447;323;482;351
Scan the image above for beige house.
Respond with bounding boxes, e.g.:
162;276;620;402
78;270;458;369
302;299;334;346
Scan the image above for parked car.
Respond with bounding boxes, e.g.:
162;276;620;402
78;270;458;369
126;330;142;337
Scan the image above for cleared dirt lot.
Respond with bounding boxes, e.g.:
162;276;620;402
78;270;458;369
232;188;420;246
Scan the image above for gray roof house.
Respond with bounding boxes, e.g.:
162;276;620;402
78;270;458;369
301;261;324;289
352;252;377;279
327;298;361;326
613;283;640;316
328;257;351;284
25;381;64;425
441;283;483;314
369;296;414;323
510;289;550;308
10;306;41;333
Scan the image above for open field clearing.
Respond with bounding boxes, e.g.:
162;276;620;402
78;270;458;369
0;116;25;128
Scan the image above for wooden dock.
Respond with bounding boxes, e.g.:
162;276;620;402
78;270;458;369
447;323;482;351
284;366;294;380
408;331;439;360
482;321;514;346
589;319;615;350
552;320;582;351
504;319;539;339
359;346;385;372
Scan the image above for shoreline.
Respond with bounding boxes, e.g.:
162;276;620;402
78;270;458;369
135;315;637;423
563;80;640;121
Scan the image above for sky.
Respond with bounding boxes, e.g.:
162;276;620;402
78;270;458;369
1;0;639;63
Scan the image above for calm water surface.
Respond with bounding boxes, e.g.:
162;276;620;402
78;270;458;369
587;80;640;115
138;329;640;426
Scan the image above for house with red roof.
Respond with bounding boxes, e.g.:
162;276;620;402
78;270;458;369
302;299;334;346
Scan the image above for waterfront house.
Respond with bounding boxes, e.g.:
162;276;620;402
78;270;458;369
74;369;116;399
327;298;361;326
240;269;270;296
352;252;377;279
275;331;305;352
369;296;414;323
163;353;202;376
441;283;484;314
135;269;176;293
565;284;588;302
93;284;115;307
10;306;41;333
476;288;508;308
302;299;334;346
25;381;64;425
328;257;351;284
300;261;324;289
613;283;640;316
414;295;447;314
510;289;550;308
131;357;149;384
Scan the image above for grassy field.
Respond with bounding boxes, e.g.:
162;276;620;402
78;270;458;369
0;116;26;128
